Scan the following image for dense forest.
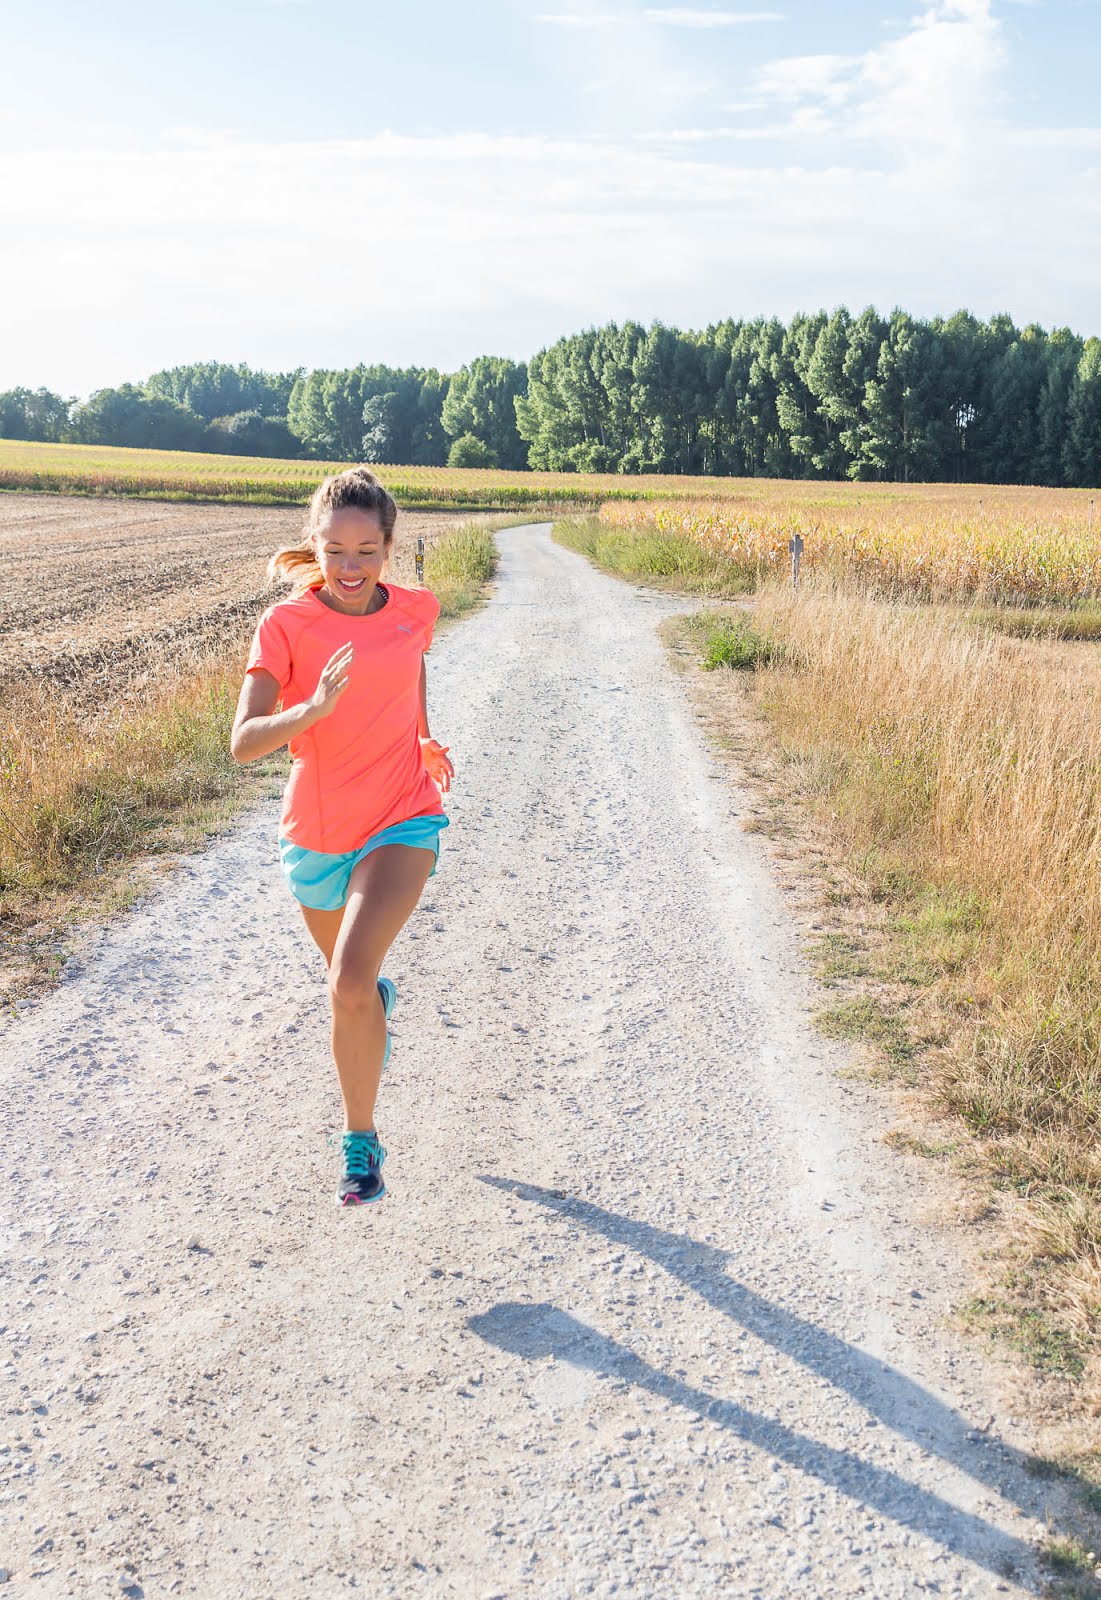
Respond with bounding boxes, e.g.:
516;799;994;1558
3;308;1099;485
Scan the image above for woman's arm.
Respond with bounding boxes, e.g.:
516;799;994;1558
417;655;430;739
417;654;454;794
230;644;354;764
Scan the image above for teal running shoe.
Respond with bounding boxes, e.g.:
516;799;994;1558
337;1129;387;1206
377;978;396;1070
376;979;398;1068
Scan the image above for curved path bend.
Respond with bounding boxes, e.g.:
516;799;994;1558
1;524;1059;1598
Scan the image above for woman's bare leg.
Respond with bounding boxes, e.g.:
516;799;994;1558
321;843;435;1130
300;903;345;968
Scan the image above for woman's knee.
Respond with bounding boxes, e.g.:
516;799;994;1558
328;952;382;1013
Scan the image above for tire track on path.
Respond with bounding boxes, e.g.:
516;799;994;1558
1;524;1060;1597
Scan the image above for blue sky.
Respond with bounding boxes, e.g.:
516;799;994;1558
1;0;1098;395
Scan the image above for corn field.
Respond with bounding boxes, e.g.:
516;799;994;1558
601;490;1101;604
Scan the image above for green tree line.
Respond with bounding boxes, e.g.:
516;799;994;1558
3;310;1100;484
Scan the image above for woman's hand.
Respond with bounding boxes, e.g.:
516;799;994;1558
420;736;454;794
309;643;355;720
231;643;356;764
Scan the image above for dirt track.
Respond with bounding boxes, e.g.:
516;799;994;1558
0;523;1070;1597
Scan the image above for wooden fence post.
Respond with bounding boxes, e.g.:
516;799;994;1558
788;533;804;591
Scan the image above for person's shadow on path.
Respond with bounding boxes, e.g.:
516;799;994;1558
469;1177;1051;1589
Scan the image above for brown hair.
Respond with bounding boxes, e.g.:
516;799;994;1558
268;466;399;591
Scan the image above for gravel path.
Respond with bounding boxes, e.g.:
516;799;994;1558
1;524;1062;1597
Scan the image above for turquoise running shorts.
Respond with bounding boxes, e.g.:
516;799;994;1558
279;814;449;911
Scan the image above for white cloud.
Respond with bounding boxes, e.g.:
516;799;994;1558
642;9;783;24
1013;126;1101;151
536;1;720;119
754;53;858;107
634;116;828;140
534;11;623;22
852;0;1005;155
535;5;782;24
750;0;1006;160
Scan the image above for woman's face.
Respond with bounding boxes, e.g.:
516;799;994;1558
312;508;389;614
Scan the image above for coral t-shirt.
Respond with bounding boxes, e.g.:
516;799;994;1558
246;582;443;854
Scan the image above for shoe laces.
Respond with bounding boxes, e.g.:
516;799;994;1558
341;1129;385;1176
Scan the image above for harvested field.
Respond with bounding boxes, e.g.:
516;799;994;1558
0;494;471;707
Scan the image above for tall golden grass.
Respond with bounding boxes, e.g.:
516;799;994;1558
0;656;244;897
749;582;1101;1327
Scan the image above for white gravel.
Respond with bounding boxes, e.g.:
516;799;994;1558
0;523;1064;1598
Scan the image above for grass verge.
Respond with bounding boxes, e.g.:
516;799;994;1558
553;514;754;596
677;609;784;670
424;517;505;618
1;517;501;1004
1039;1535;1101;1600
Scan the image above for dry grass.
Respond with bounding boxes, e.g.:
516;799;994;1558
554;513;749;595
0;650;268;1001
725;580;1101;1337
1;660;245;891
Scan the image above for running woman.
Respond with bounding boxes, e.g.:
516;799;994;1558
231;466;454;1206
